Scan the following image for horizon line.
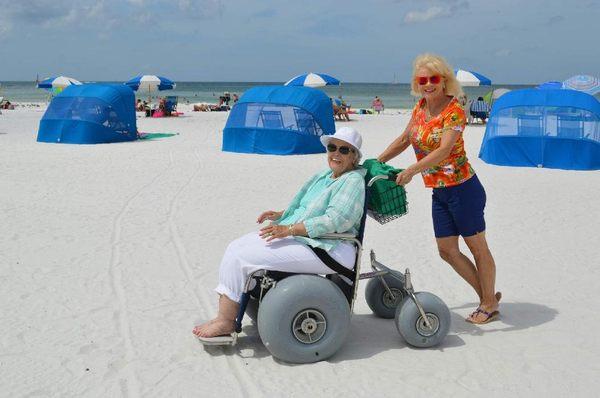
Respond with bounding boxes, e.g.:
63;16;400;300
1;80;536;86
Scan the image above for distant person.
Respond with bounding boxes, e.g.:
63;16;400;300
458;93;468;110
136;99;144;112
1;100;14;110
331;97;348;121
337;96;351;121
469;96;491;124
372;96;384;115
232;93;239;103
377;53;500;325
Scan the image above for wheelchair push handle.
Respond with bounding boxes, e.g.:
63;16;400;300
367;172;399;187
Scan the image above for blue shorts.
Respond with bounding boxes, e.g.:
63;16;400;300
432;175;486;238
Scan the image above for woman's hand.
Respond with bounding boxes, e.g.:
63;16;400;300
257;210;283;224
395;168;417;186
259;224;291;242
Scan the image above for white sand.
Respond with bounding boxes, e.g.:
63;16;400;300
1;105;599;397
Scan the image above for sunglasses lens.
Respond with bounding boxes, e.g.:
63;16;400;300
417;77;428;85
430;75;441;84
326;144;337;152
338;146;350;155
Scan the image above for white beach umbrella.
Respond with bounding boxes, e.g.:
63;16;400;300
125;75;176;106
125;75;176;92
562;75;600;95
37;76;82;94
454;69;492;87
284;72;340;88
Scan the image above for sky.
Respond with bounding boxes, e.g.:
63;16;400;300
0;0;598;84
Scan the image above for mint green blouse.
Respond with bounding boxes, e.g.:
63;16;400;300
275;168;366;251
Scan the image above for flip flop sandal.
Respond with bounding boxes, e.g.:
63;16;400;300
467;308;500;325
466;307;483;321
196;333;238;346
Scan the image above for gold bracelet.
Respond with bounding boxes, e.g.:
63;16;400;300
288;224;294;236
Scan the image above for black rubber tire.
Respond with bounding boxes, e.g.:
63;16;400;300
257;275;351;363
365;271;406;319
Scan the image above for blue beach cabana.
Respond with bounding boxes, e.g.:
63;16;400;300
479;89;600;170
222;85;335;155
37;84;137;144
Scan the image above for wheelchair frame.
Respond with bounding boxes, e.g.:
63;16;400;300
232;174;435;339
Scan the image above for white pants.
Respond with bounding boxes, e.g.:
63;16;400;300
215;232;356;302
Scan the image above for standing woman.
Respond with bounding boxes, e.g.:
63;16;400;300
377;53;500;324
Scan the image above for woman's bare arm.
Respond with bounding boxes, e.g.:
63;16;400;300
396;128;460;185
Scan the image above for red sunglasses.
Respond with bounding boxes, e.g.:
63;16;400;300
416;75;442;85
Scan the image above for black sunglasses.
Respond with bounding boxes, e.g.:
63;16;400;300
327;143;355;155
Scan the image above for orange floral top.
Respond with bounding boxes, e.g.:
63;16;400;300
409;97;475;188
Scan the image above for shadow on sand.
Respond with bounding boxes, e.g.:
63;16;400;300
450;301;558;337
202;301;558;363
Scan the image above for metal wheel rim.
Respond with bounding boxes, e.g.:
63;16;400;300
292;309;327;344
415;313;440;337
383;288;404;308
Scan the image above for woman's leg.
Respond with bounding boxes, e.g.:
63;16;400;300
436;235;482;300
193;233;355;338
463;231;499;321
192;294;239;337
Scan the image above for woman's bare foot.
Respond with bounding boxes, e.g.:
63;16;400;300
192;318;217;336
192;318;235;338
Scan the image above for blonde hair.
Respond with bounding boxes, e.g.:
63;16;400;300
410;53;464;98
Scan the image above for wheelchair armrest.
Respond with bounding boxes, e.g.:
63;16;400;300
319;233;357;240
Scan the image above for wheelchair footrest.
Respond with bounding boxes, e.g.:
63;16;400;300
196;333;237;346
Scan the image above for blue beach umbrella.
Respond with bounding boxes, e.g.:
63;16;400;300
125;75;175;91
537;81;563;90
125;75;175;106
454;69;492;86
285;72;340;87
562;75;600;95
37;76;82;94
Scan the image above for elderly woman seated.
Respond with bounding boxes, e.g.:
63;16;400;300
193;127;366;342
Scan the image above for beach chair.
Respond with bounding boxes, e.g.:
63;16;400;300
200;170;451;363
517;114;544;136
260;110;284;129
164;96;178;116
294;108;318;135
557;114;584;139
469;100;490;124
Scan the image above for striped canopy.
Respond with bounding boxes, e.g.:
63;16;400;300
37;76;82;90
562;75;600;95
125;75;175;91
284;72;340;87
454;69;492;86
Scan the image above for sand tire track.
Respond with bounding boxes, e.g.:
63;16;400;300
166;149;261;397
108;154;174;398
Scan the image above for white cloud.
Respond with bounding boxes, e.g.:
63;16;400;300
404;6;450;24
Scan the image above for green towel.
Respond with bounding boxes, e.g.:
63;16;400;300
361;158;408;219
139;132;178;140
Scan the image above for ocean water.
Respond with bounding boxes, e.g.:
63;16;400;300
0;81;535;109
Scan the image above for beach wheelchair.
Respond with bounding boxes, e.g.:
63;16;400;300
222;173;451;363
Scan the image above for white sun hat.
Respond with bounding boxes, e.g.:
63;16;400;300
320;127;363;160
